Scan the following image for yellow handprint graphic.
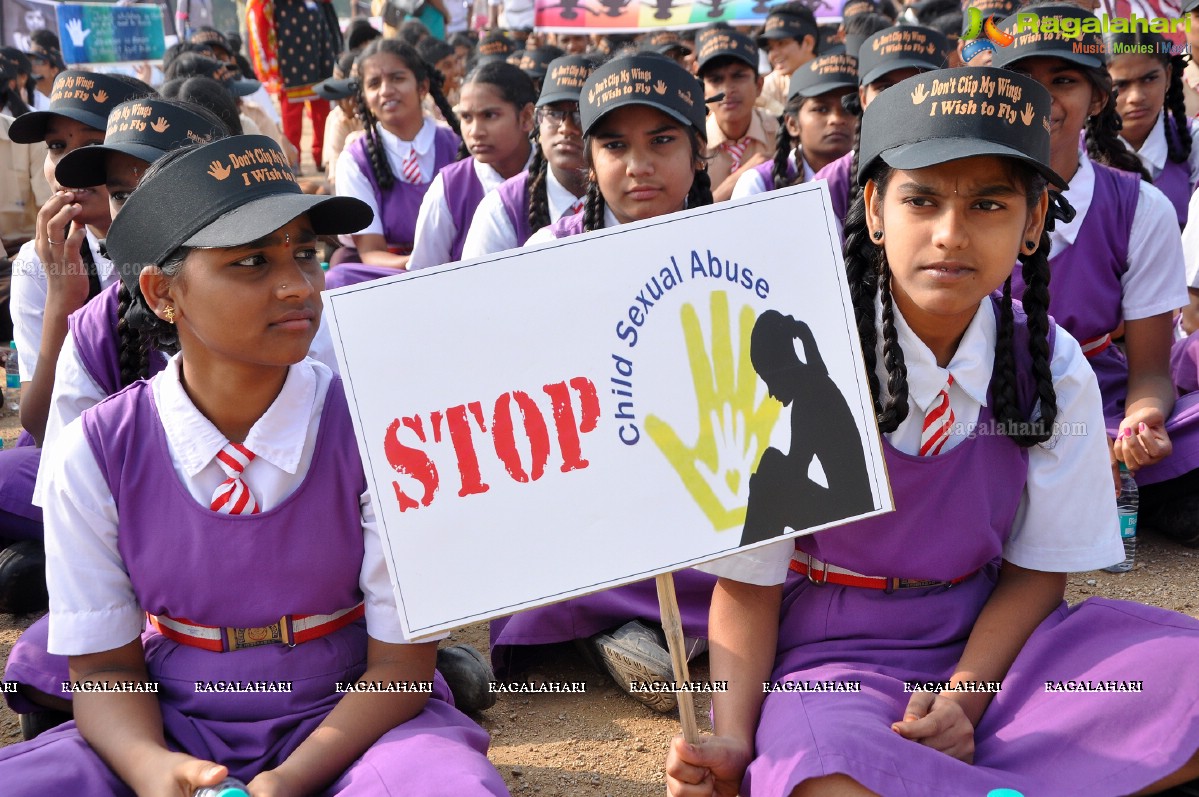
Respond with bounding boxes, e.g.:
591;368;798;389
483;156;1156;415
645;292;781;531
1020;102;1036;126
910;83;929;105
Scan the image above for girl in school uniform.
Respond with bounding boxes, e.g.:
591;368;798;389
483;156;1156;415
0;71;148;614
408;62;537;269
994;5;1199;547
1105;29;1199;228
333;39;462;271
666;66;1199;797
811;25;949;225
732;53;858;198
460;54;593;258
0;134;509;797
496;54;718;714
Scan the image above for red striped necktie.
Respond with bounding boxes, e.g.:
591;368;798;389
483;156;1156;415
401;148;422;184
567;198;584;216
919;374;955;457
211;442;260;515
720;136;752;172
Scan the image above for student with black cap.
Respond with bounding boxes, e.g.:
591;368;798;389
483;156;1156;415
463;54;593;256
0;70;145;616
0;133;510;796
24;47;63;112
510;53;717;714
667;65;1199;797
516;45;566;93
0;95;230;740
995;5;1199;547
695;27;779;202
756;2;821;116
813;24;948;224
0;48;35;115
644;30;693;66
733;52;857;197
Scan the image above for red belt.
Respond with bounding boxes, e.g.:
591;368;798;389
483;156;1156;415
148;603;365;653
1080;333;1112;359
789;553;979;594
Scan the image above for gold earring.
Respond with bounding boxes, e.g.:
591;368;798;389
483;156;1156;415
163;305;176;324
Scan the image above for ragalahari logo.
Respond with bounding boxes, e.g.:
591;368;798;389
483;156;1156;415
961;7;1016;63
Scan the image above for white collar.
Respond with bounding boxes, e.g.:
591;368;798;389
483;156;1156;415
1122;113;1167;175
882;296;994;412
473;146;535;192
1051;150;1094;249
156;356;321;478
793;148;817;182
546;167;584;218
378;116;436;155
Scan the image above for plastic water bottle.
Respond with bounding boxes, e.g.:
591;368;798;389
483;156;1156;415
193;778;249;797
5;341;19;413
1103;463;1138;573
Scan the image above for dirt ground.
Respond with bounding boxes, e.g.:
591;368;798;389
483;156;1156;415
0;406;1196;795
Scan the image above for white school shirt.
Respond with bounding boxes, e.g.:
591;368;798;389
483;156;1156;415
408;153;532;269
1183;190;1199;288
700;296;1126;587
1120;113;1199;189
488;0;535;29
31;319;341;506
41;356;425;656
10;230;116;382
525;205;621;246
1053;151;1188;321
335;117;441;245
460;167;583;259
731;150;816;199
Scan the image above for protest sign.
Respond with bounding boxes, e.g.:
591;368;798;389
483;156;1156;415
325;183;892;639
534;0;841;34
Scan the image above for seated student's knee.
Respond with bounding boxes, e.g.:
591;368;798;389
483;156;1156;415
790;774;880;797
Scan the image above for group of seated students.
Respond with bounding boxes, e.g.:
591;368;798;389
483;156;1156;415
0;0;1195;794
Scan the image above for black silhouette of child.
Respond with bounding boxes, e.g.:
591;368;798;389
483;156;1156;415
741;310;875;546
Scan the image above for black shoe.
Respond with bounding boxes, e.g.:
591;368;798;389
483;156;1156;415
1145;495;1199;548
588;620;677;713
19;709;70;740
0;541;48;615
436;644;496;714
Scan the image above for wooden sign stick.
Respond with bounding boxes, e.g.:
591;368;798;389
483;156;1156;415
656;571;700;743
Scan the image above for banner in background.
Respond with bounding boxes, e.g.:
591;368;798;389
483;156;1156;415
534;0;838;34
325;184;892;638
55;2;166;64
3;0;59;52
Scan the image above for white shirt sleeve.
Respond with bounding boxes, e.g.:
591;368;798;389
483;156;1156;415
695;537;794;586
1120;180;1189;320
335;149;385;238
460;188;519;259
1002;326;1126;571
11;241;47;382
525;226;557;246
407;173;456;269
731;168;769;200
43;419;145;656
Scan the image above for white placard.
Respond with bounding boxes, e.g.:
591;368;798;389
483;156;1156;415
326;182;893;638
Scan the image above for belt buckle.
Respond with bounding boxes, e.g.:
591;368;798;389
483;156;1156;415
885;577;899;594
805;553;828;586
226;615;292;652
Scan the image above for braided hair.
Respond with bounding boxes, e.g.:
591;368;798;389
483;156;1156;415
354;39;463;192
525;130;552;234
1163;53;1192;165
116;281;152;386
1083;65;1151;181
847;161;1058;444
772;95;804;189
581;124;711;232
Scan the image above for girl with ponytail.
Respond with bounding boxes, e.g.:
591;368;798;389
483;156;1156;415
461;55;593;258
505;53;720;715
732;52;857;198
1105;29;1199;226
667;66;1199;797
996;4;1199;547
333;39;462;272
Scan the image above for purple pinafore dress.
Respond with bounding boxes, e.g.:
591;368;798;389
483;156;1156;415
437;157;487;264
488;211;718;674
0;376;507;796
751;158;799;194
746;299;1199;796
812;150;853;225
495;171;534;246
1011;160;1199;485
1152;115;1196;227
3;282;169;714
